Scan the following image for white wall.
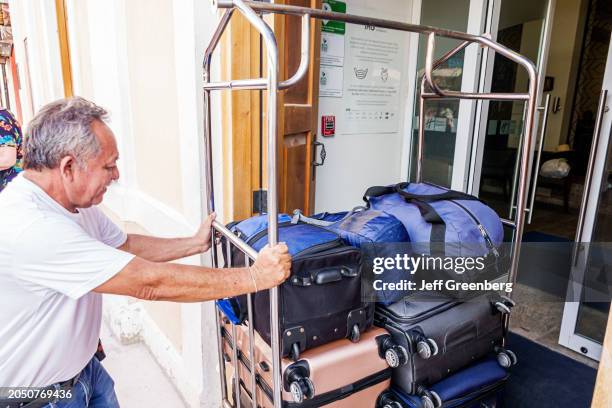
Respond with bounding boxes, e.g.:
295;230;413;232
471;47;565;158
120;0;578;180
543;0;586;151
315;0;414;212
9;0;64;121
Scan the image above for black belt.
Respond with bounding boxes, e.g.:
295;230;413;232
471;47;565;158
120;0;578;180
0;373;80;408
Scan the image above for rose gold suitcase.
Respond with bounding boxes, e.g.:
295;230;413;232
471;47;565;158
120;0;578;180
222;318;398;407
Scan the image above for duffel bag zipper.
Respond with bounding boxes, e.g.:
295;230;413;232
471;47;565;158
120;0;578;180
237;221;345;258
447;200;500;258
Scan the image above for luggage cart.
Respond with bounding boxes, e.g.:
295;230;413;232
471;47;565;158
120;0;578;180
201;1;539;407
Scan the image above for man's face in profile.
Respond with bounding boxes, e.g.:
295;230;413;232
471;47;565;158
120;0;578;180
65;120;120;208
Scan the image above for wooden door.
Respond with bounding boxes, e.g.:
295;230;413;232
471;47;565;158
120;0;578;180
272;0;321;215
223;0;321;220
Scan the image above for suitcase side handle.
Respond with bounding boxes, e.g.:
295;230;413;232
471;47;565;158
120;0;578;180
290;266;360;286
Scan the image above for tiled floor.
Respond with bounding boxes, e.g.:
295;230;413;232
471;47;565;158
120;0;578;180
510;283;599;369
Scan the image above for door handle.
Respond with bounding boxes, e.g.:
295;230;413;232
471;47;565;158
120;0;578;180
526;94;552;224
312;141;326;167
574;89;608;250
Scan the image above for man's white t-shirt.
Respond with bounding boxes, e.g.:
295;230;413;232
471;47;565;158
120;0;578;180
0;174;135;387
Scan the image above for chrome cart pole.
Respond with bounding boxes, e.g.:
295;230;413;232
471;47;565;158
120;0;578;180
203;54;229;408
202;8;234;406
229;2;283;408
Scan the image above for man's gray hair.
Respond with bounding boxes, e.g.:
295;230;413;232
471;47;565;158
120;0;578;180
24;97;109;170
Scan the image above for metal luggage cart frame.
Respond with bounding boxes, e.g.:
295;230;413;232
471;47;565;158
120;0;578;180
201;1;538;407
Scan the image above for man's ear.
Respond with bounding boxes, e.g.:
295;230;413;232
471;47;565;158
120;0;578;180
59;155;76;181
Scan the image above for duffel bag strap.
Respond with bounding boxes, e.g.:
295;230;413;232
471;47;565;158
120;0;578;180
410;199;446;244
291;207;366;226
362;183;447;245
362;182;481;207
362;185;397;206
291;209;335;226
394;182;480;202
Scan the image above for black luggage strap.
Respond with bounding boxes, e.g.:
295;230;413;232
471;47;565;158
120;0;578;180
393;182;480;203
362;182;481;205
363;183;448;252
362;185;397;204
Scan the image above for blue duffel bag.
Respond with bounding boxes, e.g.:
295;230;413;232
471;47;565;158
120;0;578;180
363;182;503;258
292;207;409;247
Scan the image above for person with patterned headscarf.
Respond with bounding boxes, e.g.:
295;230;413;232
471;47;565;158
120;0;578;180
0;108;22;193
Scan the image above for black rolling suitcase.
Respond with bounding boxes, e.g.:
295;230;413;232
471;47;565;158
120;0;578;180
375;292;516;396
217;213;374;360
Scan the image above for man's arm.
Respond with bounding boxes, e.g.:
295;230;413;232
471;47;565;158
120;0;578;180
94;243;291;302
118;213;215;262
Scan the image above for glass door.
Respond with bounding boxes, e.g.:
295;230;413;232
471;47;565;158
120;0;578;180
407;0;489;189
559;36;612;361
469;0;554;220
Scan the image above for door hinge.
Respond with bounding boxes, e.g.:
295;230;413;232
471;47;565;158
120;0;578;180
252;189;268;214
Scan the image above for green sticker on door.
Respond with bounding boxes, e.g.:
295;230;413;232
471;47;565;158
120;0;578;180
322;0;346;35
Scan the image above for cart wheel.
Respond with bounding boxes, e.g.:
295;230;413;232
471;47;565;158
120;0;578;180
290;377;315;403
496;351;512;368
506;349;518;366
494;301;512;315
500;295;516;308
349;324;361;343
290;343;301;362
382;402;402;408
384;345;408;368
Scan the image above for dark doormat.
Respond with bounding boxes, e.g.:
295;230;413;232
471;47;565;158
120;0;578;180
504;332;597;408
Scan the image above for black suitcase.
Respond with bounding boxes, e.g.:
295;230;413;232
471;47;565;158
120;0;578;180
220;215;374;360
374;292;516;395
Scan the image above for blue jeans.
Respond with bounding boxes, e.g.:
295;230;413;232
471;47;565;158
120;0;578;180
44;357;119;408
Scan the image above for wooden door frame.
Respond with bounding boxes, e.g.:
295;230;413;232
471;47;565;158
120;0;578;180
222;1;321;221
220;12;262;221
54;0;73;97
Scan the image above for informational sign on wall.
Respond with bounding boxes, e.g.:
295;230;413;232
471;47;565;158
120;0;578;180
320;0;346;98
321;0;346;34
342;23;403;134
318;0;405;134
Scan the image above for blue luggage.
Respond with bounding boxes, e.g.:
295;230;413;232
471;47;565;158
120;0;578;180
363;182;503;258
216;214;372;360
293;207;410;248
379;357;508;408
